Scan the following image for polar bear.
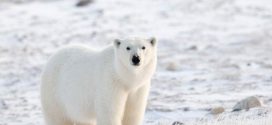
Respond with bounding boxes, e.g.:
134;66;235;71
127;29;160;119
40;37;157;125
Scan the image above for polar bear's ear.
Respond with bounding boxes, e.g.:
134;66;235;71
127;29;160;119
114;39;121;48
149;37;157;47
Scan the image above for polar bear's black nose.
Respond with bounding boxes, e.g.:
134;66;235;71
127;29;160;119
132;55;140;66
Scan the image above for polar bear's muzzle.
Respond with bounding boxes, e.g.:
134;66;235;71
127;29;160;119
132;55;140;66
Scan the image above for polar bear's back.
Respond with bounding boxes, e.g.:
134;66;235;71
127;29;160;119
43;44;113;77
42;45;103;84
41;45;114;122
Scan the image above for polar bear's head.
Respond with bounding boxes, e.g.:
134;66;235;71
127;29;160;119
113;37;157;71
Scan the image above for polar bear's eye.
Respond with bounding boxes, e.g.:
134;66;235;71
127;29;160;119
126;47;130;51
142;46;146;50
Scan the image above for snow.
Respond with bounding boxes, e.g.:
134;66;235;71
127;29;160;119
1;0;272;124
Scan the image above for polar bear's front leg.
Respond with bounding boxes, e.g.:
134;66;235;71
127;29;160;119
122;83;151;125
95;84;128;125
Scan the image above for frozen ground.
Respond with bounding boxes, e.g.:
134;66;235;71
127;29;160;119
1;0;272;124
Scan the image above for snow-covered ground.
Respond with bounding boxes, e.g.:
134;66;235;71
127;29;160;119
1;0;272;125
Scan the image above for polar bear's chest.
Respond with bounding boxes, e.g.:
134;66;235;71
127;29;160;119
61;90;96;122
57;68;98;122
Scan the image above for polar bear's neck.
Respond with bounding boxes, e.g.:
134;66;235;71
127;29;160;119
113;52;156;91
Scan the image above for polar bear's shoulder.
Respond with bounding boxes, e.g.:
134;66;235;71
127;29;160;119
52;44;106;59
56;44;97;54
51;44;114;63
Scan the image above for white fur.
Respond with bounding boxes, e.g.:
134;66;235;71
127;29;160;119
40;38;157;125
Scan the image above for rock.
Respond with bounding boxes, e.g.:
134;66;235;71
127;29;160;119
211;106;225;115
172;121;184;125
187;45;198;51
0;100;8;110
233;96;262;111
183;107;190;112
166;62;178;71
76;0;94;7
